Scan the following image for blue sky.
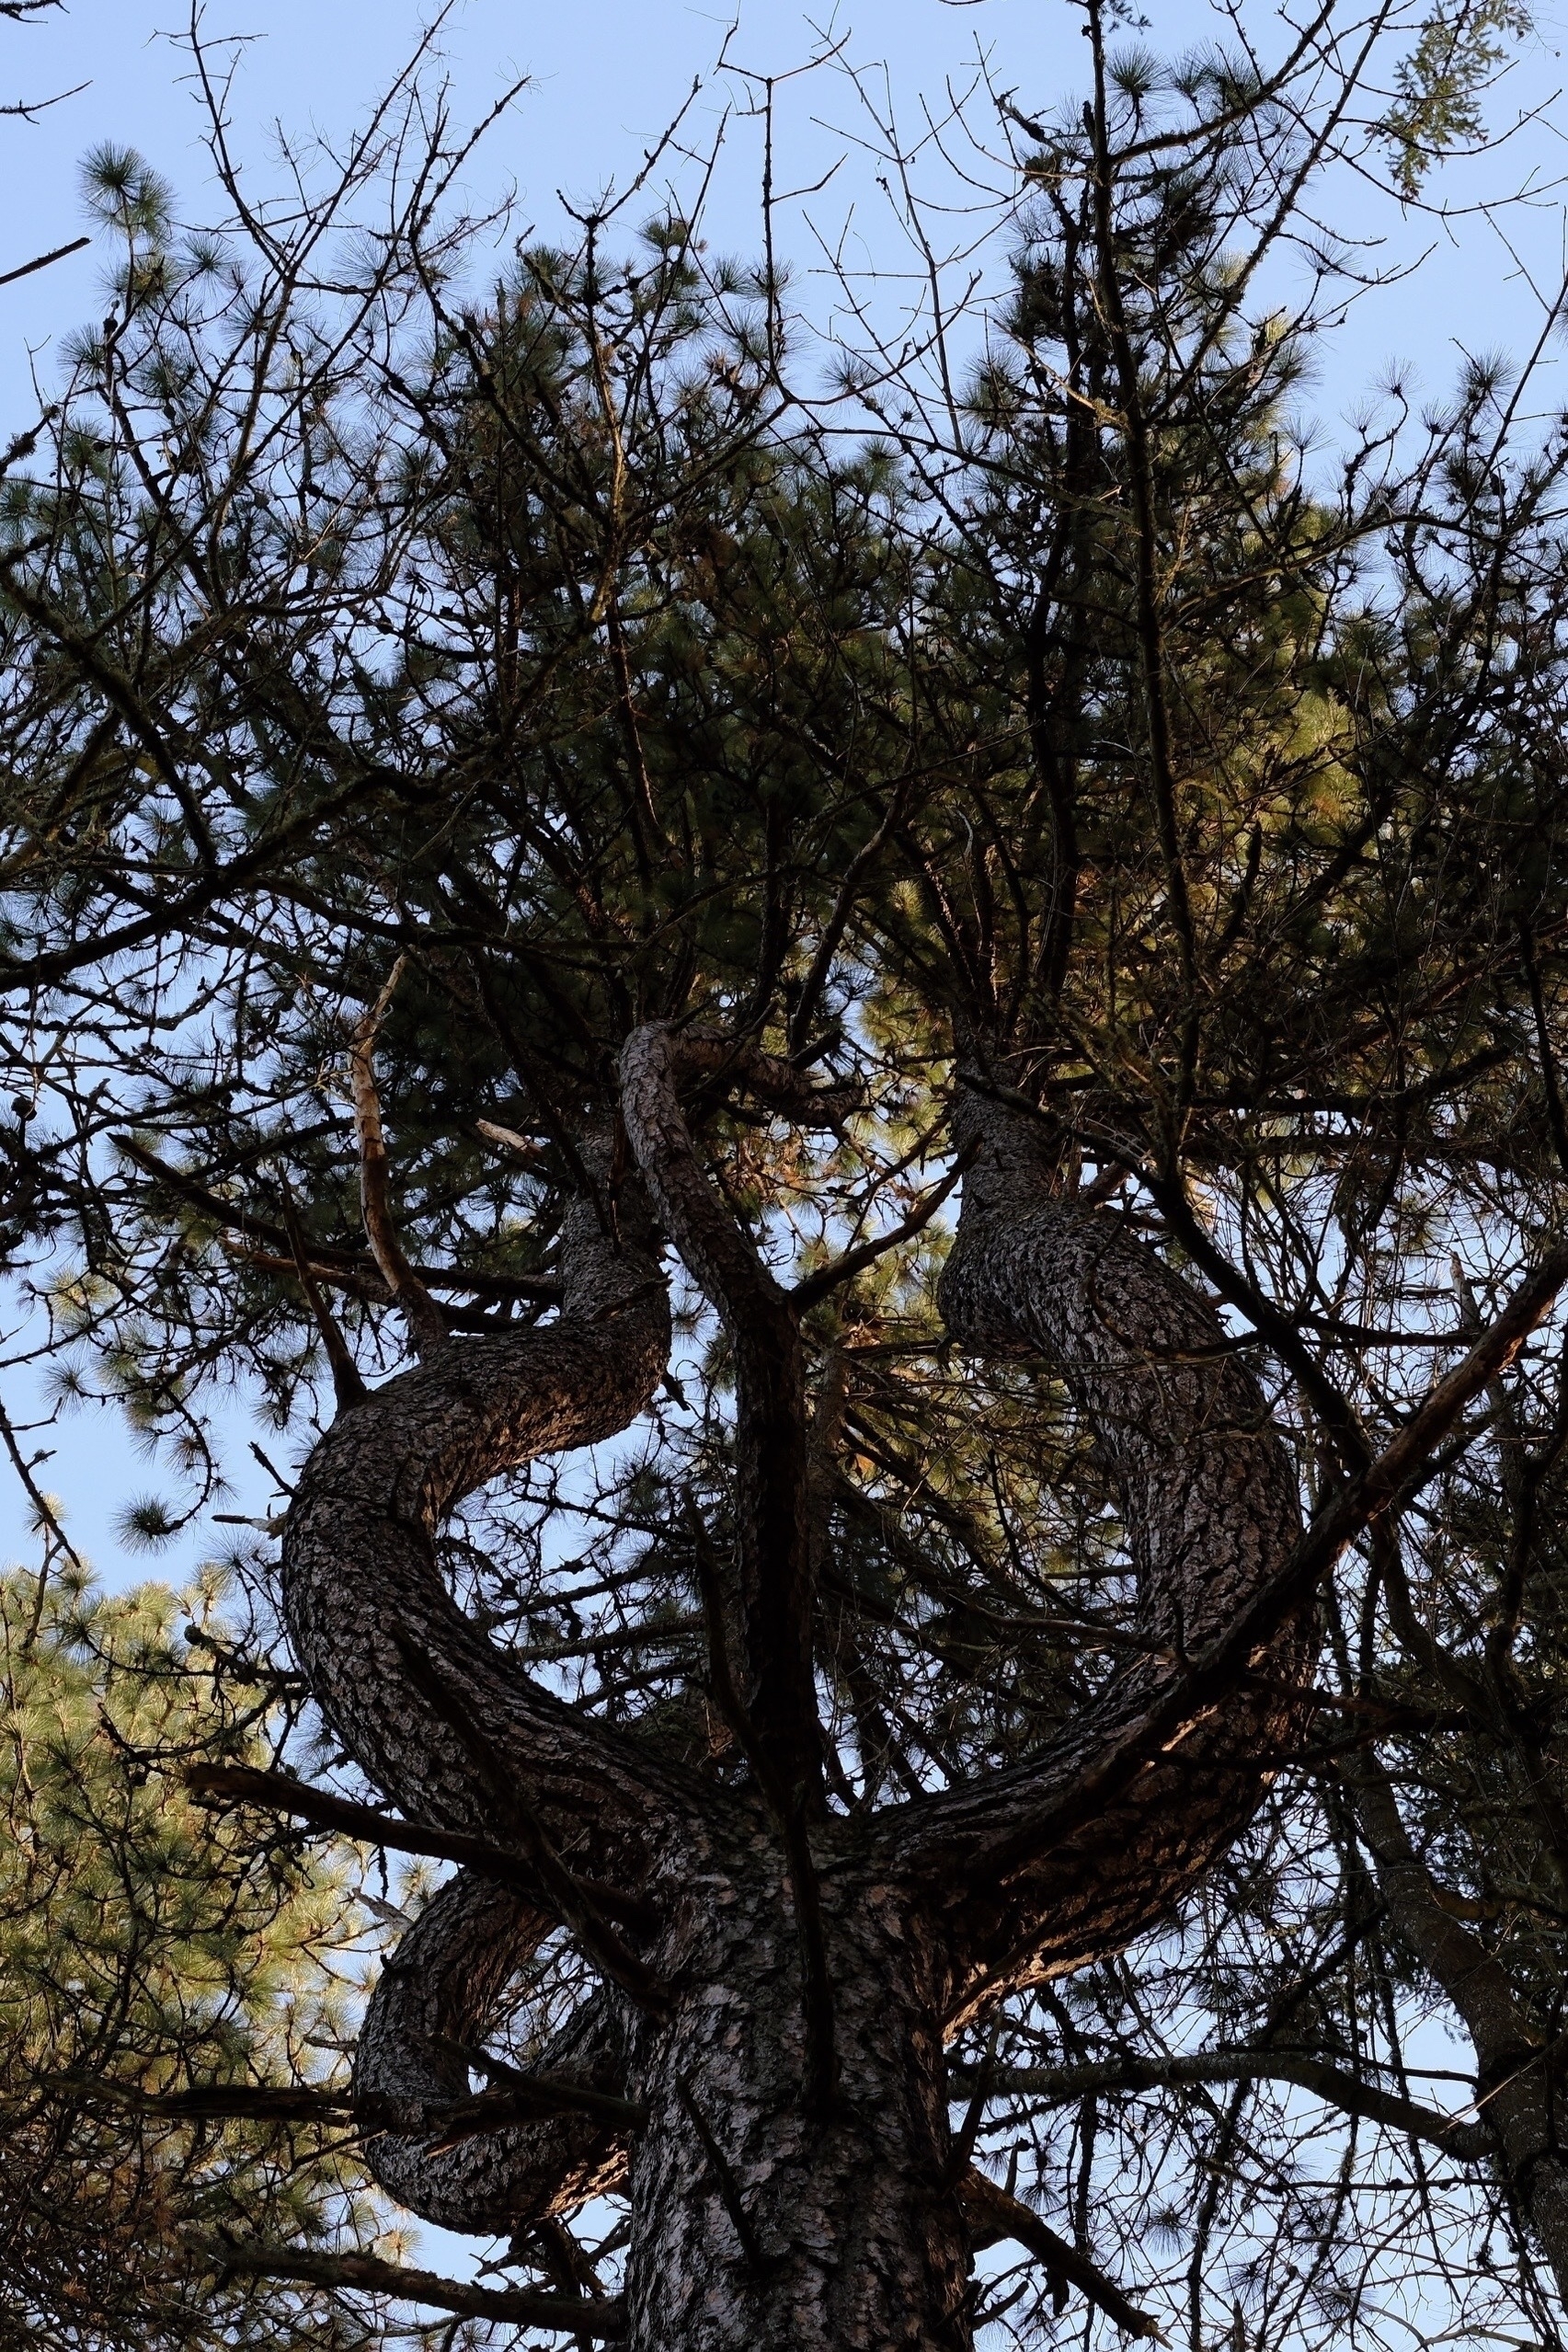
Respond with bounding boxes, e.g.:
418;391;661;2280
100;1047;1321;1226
6;0;1568;1590
0;0;1565;428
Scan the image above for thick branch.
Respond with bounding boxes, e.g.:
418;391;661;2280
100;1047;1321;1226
353;1870;633;2237
193;2240;624;2334
948;2049;1490;2160
881;1088;1310;1998
280;1163;685;1890
960;2165;1165;2341
884;1092;1568;2011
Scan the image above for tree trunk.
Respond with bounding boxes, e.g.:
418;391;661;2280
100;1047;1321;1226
623;1828;968;2352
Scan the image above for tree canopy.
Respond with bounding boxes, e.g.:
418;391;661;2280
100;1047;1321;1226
7;2;1568;2346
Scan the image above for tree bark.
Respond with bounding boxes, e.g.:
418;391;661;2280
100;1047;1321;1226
621;1831;968;2351
280;1180;687;1868
885;1086;1314;2011
353;1870;628;2234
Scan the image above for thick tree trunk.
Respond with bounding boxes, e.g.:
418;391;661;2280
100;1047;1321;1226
622;1830;968;2352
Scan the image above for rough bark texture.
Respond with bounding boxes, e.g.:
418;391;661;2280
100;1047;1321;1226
279;1061;1322;2348
622;1828;968;2350
281;1182;684;1860
353;1871;627;2233
898;1089;1313;2009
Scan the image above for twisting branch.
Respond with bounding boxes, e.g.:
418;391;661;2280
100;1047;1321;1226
278;1164;683;1868
353;1875;634;2241
883;1084;1311;1997
388;1626;672;2014
898;1091;1568;1998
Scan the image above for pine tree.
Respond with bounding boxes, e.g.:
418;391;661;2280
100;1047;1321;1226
6;5;1568;2346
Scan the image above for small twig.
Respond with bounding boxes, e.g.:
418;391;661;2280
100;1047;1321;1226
349;960;450;1357
420;2056;647;2150
0;1390;81;1647
279;1174;367;1409
187;2240;624;2335
0;233;88;288
961;2165;1166;2341
50;2061;644;2142
792;1143;975;1306
120;1136;563;1302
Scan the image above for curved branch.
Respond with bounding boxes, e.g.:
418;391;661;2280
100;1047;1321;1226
354;1870;630;2237
280;1170;686;1887
877;1088;1312;2001
877;1093;1568;2015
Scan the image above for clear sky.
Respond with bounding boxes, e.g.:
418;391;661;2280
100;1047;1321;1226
0;0;1564;429
0;0;1109;405
5;0;1568;1591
